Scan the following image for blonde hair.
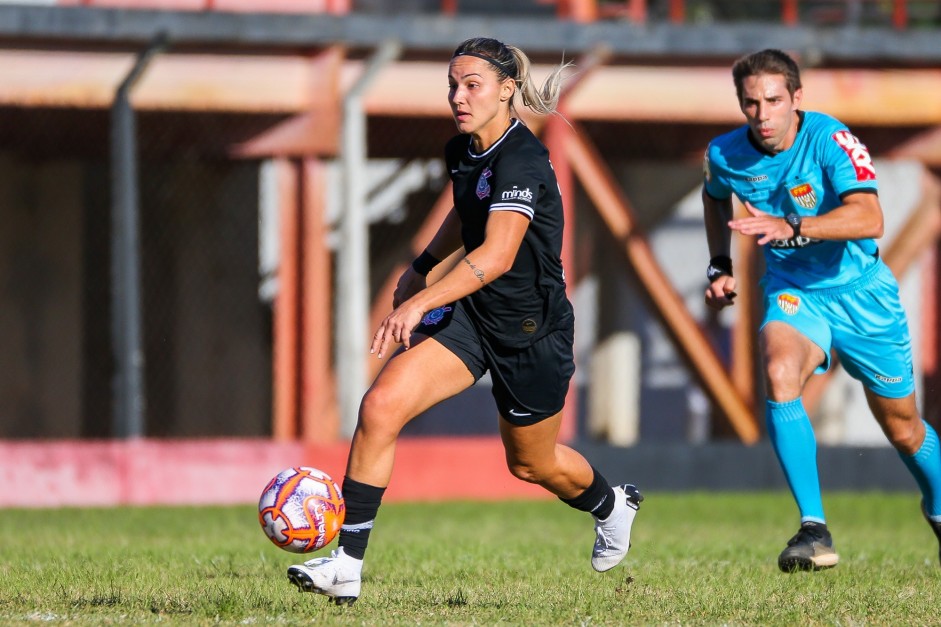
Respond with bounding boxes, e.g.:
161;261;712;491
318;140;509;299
452;37;572;116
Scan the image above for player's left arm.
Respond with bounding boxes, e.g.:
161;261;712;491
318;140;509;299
393;207;464;308
406;209;528;307
371;210;530;358
806;125;885;240
796;190;883;240
732;124;885;244
731;193;883;245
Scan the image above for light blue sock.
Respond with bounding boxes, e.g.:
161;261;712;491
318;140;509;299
767;398;826;524
898;420;941;519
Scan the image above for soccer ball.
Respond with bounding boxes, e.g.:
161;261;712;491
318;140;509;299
258;466;346;553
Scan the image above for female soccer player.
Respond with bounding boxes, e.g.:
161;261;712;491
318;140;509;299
287;37;642;605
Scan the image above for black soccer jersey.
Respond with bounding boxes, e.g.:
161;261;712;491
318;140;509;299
444;119;573;348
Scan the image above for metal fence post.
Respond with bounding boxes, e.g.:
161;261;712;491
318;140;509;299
110;33;167;438
336;40;401;438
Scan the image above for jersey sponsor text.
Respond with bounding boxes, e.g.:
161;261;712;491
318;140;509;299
832;131;876;182
501;186;533;203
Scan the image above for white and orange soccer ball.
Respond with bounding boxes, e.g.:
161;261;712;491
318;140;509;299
258;466;346;553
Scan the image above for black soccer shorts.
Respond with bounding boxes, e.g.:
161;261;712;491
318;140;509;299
415;299;575;426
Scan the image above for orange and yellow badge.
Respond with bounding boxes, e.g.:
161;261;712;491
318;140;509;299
777;293;800;315
789;183;817;209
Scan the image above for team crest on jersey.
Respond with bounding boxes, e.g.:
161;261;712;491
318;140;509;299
789;183;817;209
777;293;800;316
832;131;876;182
421;306;452;326
476;168;492;199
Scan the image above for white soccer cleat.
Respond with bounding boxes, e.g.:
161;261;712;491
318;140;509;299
287;547;362;605
591;484;643;572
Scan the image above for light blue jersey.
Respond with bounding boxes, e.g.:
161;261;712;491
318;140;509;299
704;111;879;289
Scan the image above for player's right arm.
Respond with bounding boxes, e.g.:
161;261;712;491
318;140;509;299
703;189;737;310
702;143;737;310
393;207;464;308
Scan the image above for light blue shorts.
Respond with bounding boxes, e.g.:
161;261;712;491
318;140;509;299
760;261;915;399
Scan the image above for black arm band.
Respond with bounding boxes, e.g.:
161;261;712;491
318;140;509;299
706;255;733;281
411;250;442;277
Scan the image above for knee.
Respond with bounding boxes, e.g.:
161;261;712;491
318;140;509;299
885;416;924;455
506;458;545;485
357;386;406;439
764;356;802;401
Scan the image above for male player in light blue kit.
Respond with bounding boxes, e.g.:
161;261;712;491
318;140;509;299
701;48;941;571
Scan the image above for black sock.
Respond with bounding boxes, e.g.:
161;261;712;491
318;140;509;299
559;466;615;520
337;476;386;560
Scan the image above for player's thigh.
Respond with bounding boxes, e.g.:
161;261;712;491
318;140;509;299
760;320;827;385
492;327;574;465
760;284;832;376
489;325;575;424
830;267;915;398
363;334;476;426
499;411;564;467
864;389;922;453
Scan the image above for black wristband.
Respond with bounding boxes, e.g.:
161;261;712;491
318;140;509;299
411;250;441;277
706;255;733;282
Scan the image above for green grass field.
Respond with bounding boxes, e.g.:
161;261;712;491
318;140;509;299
1;491;939;625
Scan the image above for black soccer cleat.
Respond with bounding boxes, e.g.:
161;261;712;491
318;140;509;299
777;521;839;572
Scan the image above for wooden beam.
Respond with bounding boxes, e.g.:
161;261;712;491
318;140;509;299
272;158;301;440
0;50;327;111
561;66;941;125
560;0;599;22
5;50;941;127
232;46;344;158
564;121;760;444
888;126;941;166
883;168;941;276
299;158;340;442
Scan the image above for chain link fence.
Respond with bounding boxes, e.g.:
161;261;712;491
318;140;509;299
0;103;282;438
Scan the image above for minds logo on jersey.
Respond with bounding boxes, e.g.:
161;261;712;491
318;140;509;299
476;168;492;200
832;131;876;182
501;186;533;203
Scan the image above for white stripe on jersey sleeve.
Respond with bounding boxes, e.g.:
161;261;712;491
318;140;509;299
489;203;534;220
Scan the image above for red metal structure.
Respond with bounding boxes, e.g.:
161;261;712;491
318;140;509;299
1;1;939;506
66;0;920;28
